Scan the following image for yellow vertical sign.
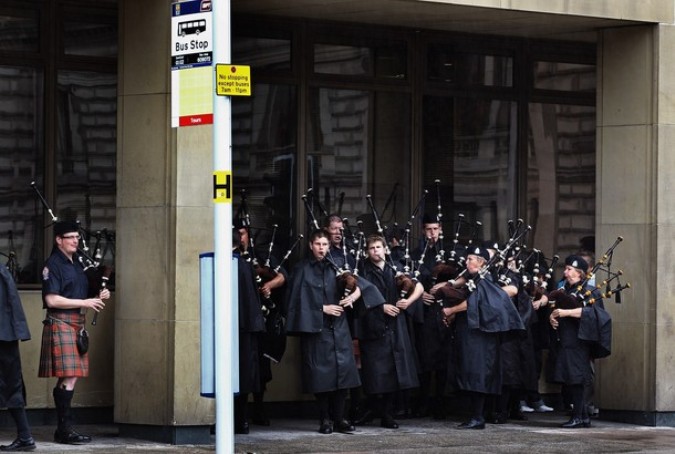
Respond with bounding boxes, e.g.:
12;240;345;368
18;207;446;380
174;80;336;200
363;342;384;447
213;171;232;203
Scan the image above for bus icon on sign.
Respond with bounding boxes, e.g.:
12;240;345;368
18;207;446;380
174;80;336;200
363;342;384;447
178;20;206;37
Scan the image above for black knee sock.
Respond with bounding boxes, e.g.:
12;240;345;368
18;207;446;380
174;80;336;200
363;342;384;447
331;389;348;423
53;387;74;433
569;384;584;419
470;392;486;420
315;392;330;421
8;407;31;440
234;393;249;426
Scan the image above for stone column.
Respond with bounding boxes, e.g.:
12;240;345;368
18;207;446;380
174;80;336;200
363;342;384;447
596;24;675;425
116;0;214;442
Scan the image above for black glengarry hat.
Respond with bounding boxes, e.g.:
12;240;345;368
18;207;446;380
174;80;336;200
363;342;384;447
565;255;589;273
53;221;79;237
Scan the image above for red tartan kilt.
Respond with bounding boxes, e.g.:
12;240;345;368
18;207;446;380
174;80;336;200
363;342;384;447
38;311;89;378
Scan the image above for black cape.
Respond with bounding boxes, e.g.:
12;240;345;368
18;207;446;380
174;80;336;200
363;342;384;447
451;275;525;395
357;261;420;394
286;258;362;393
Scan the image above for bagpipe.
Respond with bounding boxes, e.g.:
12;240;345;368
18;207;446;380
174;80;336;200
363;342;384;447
367;192;418;299
517;249;559;302
235;192;301;363
465;218;531;293
548;236;629;310
31;181;114;326
0;230;20;283
302;187;359;300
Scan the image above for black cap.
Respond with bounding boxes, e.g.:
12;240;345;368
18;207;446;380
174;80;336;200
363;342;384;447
565;255;589;273
421;213;440;225
54;221;79;237
233;218;248;230
467;246;490;262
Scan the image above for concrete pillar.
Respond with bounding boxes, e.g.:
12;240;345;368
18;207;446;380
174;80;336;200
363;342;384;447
596;24;675;425
116;0;214;442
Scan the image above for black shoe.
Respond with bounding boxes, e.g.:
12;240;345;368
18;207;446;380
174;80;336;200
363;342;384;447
251;417;270;426
458;417;485;430
561;417;585;429
381;418;399;429
0;437;36;452
54;429;91;444
318;419;333;434
234;421;249;434
509;410;528;421
582;418;591;428
335;420;355;433
354;409;375;426
488;412;507;424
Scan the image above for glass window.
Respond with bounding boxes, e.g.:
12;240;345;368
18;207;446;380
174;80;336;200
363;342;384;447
428;44;513;87
527;103;596;259
0;13;39;53
314;44;371;76
0;66;43;284
232;83;297;255
534;61;595;92
314;42;406;79
422;96;517;243
233;36;291;71
306;87;370;229
55;70;117;271
63;20;118;57
370;92;411;232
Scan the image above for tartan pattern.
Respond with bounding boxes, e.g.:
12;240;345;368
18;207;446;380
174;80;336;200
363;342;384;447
38;311;89;378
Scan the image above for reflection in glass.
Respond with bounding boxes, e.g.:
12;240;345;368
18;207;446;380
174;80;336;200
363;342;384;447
232;84;297;255
423;96;517;243
233;37;291;71
315;44;371;75
428;45;513;87
371;92;411;233
534;61;595;92
63;21;118;57
527;103;595;259
307;88;369;231
56;71;117;272
0;14;39;53
0;66;43;284
314;42;407;79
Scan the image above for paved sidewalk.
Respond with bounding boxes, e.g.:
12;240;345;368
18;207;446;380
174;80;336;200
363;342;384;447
235;413;675;454
3;412;675;452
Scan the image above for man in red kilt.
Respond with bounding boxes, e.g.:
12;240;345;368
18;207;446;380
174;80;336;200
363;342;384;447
38;221;109;444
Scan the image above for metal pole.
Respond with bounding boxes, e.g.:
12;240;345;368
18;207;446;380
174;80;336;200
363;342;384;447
213;0;233;451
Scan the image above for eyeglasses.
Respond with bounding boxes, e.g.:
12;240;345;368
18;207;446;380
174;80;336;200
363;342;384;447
60;234;81;240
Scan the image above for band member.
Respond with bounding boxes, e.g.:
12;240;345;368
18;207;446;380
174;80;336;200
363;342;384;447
285;230;361;434
0;263;35;452
234;219;287;426
232;228;267;434
488;248;537;423
356;235;423;429
410;214;448;418
39;221;109;444
440;247;524;429
323;215;355;270
549;255;608;428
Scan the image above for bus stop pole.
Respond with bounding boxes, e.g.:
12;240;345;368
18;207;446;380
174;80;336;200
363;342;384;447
213;0;233;452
